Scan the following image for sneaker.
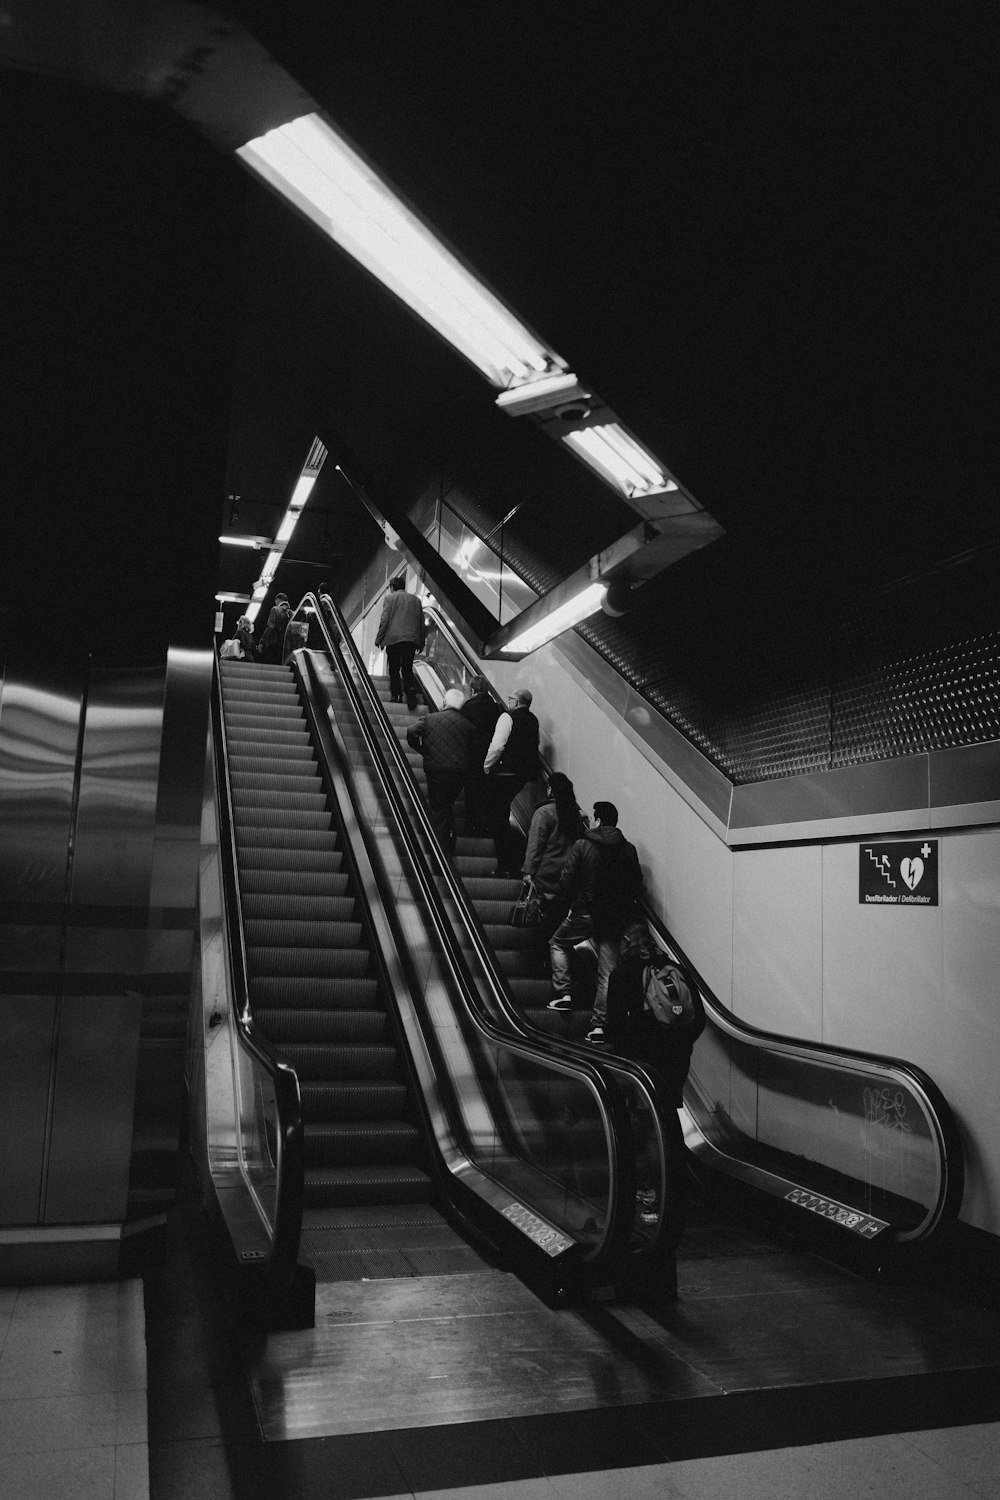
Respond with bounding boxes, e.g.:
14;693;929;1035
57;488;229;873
547;996;574;1012
585;1025;605;1044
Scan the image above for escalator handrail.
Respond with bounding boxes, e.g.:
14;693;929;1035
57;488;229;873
211;659;306;1302
401;599;966;1243
644;914;964;1240
296;596;646;1277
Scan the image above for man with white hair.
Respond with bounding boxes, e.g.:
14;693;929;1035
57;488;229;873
483;686;541;876
406;688;478;854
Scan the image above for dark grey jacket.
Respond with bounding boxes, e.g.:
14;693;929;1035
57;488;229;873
406;708;477;774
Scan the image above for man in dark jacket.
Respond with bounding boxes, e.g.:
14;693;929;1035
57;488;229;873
375;575;424;710
406;688;477;854
483;686;541;876
546;800;643;1043
257;592;291;664
460;674;500;837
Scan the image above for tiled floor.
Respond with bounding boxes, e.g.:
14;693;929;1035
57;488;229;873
0;1278;148;1500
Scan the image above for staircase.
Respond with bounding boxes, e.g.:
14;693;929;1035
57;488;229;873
219;658;485;1280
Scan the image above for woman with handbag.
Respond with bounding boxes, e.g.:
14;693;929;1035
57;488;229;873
517;773;587;934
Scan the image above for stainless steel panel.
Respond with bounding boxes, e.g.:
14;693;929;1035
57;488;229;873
43;993;142;1224
149;647;213;912
0;664;83;903
0;996;57;1224
71;666;163;907
729;754;930;839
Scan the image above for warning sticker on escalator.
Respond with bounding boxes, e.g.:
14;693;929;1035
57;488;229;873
502;1203;574;1257
859;840;938;906
785;1189;888;1238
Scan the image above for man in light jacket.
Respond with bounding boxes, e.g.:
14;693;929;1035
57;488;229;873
375;576;424;711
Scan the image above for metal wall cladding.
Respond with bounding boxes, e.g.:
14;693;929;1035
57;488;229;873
72;666;164;907
0;663;84;904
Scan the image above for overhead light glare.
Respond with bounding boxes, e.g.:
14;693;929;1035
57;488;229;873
237;114;563;389
503;582;607;654
274;513;298;545
215;591;252;603
219;534;270;548
564;424;678;498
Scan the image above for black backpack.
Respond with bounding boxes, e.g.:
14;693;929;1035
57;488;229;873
642;959;697;1030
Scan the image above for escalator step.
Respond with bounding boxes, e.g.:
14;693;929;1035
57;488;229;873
299;1081;407;1121
481;923;542;951
450;857;498;878
226;723;311;746
304;1121;421;1167
246;919;364;949
303;1165;431;1208
242;894;355;922
231;773;323;796
258;1010;388;1047
239;848;342;874
277;1044;398;1080
508;978;554;1008
249;976;380;1008
235;827;337;851
233;807;332;831
467;899;515;923
224;701;305;723
229;747;316;769
462;877;525;899
248;945;368;977
241;870;348;897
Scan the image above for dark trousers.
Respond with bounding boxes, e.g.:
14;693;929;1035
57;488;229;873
486;772;527;874
463;767;490;836
386;641;418;707
425;767;466;854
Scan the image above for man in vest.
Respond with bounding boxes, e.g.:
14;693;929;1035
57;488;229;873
483;687;540;877
375;575;424;711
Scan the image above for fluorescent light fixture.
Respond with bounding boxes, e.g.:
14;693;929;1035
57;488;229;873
274;512;298;545
495;372;588;416
215;591;252;603
288;474;316;510
237;114;564;389
563;424;679;499
503;581;607;655
219;534;272;548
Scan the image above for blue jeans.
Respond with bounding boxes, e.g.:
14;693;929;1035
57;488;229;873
549;912;620;1024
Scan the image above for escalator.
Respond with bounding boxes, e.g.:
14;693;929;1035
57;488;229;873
354;592;965;1265
220;659;491;1282
194;633;675;1325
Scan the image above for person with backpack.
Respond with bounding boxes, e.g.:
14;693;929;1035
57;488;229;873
546;800;643;1043
605;918;706;1235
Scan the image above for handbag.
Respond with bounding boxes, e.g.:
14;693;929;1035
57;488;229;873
508;878;544;927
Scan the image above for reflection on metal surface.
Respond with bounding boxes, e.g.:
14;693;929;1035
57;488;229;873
501;1202;574;1257
73;668;162;906
0;665;83;903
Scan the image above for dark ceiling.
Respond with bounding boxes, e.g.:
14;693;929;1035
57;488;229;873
2;3;993;676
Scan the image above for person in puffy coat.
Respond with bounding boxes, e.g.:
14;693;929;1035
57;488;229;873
406;688;477;854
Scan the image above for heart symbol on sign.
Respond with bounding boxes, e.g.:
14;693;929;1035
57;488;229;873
900;857;923;891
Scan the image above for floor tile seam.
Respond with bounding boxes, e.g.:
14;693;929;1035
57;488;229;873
306;1306;538;1328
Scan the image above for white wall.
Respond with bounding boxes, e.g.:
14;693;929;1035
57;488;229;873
511;638;1000;1237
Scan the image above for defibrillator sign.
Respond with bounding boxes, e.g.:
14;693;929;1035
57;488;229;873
859;840;938;906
